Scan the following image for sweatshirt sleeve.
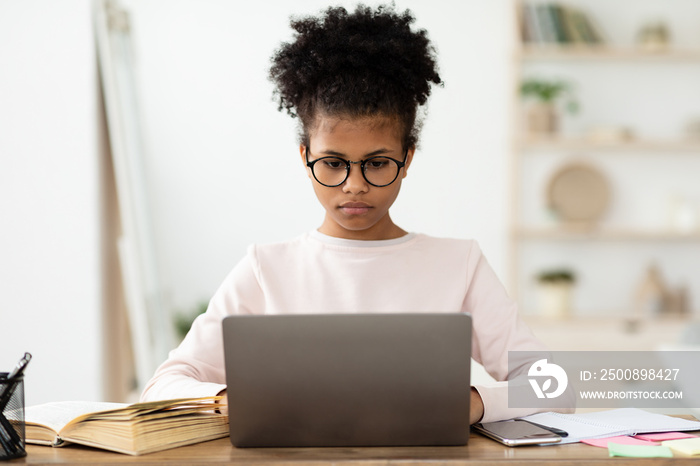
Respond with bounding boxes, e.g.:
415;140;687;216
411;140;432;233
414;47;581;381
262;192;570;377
462;243;573;423
140;251;265;402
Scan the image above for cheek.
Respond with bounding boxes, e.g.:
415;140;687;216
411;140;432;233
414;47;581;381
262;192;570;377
383;182;402;205
310;182;334;205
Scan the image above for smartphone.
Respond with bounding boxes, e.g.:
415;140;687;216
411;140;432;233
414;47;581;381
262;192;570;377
473;420;562;446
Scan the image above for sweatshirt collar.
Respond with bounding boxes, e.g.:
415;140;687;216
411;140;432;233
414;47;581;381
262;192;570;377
308;229;416;248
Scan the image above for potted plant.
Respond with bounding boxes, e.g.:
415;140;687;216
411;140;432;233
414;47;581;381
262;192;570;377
174;301;209;342
520;78;578;135
535;268;576;319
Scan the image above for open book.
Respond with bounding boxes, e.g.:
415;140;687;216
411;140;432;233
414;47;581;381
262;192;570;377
521;408;700;444
24;396;229;455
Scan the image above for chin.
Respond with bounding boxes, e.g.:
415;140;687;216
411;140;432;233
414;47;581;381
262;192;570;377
334;219;379;233
339;223;375;233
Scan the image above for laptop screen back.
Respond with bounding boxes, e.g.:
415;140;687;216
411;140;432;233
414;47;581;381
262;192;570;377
222;313;472;447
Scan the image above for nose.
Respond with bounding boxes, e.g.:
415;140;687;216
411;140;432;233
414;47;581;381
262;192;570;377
342;161;368;194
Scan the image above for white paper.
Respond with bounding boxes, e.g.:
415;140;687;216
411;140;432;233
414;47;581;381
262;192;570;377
24;401;127;434
521;408;700;444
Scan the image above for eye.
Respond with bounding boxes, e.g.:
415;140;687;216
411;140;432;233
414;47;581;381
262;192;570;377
365;157;391;170
321;158;345;170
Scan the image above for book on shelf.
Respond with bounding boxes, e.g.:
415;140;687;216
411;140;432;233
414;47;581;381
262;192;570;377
521;2;603;46
535;4;558;44
23;396;229;456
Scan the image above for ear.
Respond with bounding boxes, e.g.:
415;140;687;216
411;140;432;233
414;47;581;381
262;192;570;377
401;146;416;178
300;145;312;179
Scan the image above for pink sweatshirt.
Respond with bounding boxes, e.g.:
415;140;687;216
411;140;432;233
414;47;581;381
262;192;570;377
141;231;552;423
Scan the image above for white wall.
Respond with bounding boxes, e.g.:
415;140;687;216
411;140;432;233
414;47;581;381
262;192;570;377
0;0;102;404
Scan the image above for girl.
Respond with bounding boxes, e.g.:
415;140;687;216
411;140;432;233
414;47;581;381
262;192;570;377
141;4;554;424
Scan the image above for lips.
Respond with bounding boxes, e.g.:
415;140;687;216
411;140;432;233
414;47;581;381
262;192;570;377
339;201;372;215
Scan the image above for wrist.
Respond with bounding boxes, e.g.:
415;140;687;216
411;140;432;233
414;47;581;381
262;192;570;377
470;387;484;424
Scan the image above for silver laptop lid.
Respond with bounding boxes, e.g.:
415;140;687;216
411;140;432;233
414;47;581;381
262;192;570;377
222;313;472;448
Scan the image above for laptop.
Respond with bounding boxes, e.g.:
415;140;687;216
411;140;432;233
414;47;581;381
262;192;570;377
222;313;472;448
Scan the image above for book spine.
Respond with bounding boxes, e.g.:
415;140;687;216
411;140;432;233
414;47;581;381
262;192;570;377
515;1;529;44
523;3;543;44
536;3;557;44
560;6;584;44
550;4;570;44
580;10;603;44
570;9;593;44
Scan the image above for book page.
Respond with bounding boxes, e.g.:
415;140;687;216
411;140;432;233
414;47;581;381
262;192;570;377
522;411;628;444
522;409;700;444
576;408;700;434
25;401;127;434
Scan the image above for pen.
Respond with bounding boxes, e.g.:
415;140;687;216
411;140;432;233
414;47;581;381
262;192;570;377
0;353;32;404
517;418;569;438
0;353;33;455
5;353;32;381
0;417;16;456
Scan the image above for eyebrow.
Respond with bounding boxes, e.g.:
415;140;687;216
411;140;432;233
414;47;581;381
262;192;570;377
317;148;395;158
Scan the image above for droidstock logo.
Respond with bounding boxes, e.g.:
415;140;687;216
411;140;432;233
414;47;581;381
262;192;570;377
528;359;568;399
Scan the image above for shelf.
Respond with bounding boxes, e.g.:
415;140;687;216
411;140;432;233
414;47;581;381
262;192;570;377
522;315;694;324
518;45;700;63
514;227;700;241
517;136;700;153
521;316;694;351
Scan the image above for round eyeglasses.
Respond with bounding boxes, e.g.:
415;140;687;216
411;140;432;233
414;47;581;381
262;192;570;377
305;146;408;188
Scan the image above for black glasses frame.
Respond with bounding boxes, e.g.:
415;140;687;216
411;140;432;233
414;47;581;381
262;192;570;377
305;146;408;188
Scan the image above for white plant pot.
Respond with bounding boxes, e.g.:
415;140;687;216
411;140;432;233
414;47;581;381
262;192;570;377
526;103;558;135
538;282;573;319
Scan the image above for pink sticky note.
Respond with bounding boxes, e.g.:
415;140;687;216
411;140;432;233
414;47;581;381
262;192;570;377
634;432;698;442
582;436;660;448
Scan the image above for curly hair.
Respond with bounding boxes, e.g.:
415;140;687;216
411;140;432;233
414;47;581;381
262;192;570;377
269;3;443;149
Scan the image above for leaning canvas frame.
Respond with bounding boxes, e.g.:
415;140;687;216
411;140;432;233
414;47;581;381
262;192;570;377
93;0;174;394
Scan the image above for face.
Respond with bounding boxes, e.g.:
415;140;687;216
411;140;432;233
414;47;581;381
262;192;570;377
300;115;414;241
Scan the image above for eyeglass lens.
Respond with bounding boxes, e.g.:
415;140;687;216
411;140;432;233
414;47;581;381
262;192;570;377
312;157;401;187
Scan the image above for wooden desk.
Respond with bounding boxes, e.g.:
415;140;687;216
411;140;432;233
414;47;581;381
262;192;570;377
17;432;700;466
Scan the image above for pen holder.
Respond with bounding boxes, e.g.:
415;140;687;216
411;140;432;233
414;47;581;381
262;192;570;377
0;374;26;460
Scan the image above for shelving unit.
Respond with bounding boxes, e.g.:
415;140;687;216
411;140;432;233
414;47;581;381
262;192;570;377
522;316;691;351
519;45;700;62
516;228;700;242
510;0;700;319
518;137;700;153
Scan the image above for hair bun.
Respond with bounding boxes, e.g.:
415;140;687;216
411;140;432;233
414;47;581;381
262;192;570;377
270;4;442;147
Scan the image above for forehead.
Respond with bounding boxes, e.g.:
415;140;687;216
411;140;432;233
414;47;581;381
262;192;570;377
309;115;403;149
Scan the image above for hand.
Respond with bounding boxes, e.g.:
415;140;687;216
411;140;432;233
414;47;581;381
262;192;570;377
216;389;228;415
470;387;484;424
